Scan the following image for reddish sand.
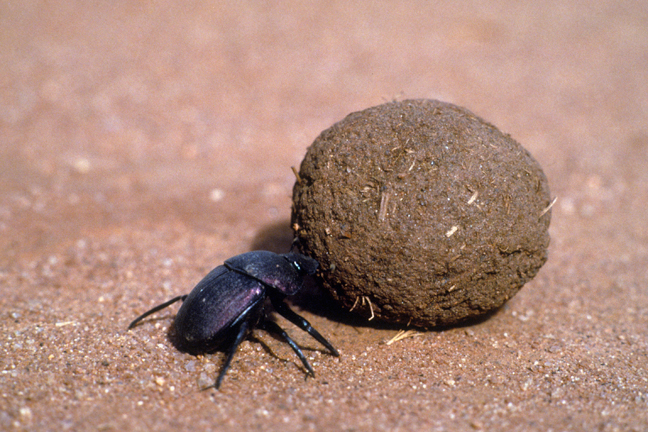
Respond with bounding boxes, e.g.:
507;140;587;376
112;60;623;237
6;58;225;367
2;2;647;430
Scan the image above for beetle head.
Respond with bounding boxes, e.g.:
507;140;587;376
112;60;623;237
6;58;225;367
282;253;319;276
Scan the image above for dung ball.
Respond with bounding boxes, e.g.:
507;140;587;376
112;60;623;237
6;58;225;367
291;99;552;328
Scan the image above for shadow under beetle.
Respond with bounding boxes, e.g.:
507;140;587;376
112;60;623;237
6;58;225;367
128;251;339;389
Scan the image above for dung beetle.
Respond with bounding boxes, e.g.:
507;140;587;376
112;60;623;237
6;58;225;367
128;250;339;389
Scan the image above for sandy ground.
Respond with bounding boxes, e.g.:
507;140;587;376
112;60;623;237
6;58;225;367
1;1;647;431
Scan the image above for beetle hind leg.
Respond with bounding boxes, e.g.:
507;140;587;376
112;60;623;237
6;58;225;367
128;295;187;329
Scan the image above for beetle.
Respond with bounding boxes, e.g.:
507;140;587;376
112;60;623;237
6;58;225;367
128;250;339;389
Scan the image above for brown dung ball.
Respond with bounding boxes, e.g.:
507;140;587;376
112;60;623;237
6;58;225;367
291;99;552;328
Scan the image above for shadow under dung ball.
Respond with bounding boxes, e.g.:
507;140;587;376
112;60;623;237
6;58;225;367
291;99;552;328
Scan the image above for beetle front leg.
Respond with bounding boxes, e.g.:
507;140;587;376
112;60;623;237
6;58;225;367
259;319;315;378
270;297;340;357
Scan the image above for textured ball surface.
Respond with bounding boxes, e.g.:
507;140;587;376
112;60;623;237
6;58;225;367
292;99;552;328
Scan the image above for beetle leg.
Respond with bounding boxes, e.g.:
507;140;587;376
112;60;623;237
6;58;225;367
211;319;251;390
259;319;315;378
270;297;340;357
289;237;300;252
127;295;187;329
